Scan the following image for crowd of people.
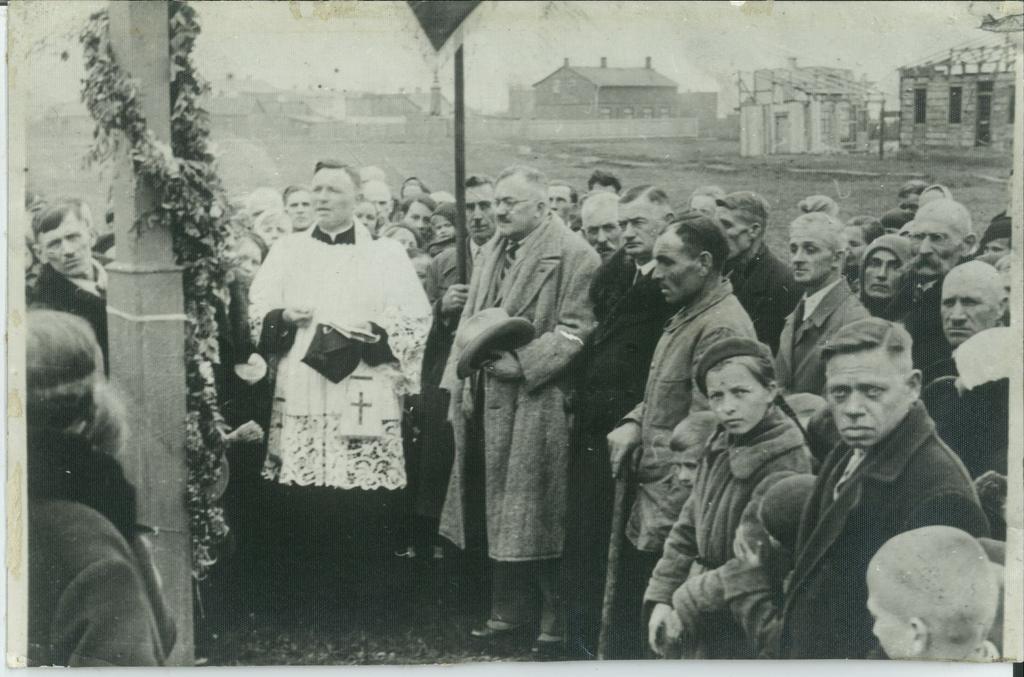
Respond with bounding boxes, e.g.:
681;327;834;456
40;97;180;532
23;157;1013;665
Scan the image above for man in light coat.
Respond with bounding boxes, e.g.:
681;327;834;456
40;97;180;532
775;212;869;395
439;165;601;650
606;210;756;656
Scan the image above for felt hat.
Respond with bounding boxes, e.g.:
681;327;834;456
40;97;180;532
455;308;536;379
979;212;1011;250
695;336;773;397
880;208;914;233
758;473;817;551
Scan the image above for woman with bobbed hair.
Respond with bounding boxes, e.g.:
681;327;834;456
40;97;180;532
26;310;176;666
645;337;812;659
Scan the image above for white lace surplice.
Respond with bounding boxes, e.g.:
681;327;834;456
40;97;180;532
248;225;431;489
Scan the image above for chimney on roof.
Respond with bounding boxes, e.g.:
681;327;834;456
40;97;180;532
564;57;570;67
645;56;652;69
787;57;798;70
601;57;607;68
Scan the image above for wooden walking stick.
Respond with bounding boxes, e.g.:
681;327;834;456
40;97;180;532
597;446;642;659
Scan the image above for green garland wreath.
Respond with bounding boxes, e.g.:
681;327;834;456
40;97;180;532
80;1;230;576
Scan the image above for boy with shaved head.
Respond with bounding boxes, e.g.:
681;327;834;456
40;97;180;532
866;526;1000;660
775;212;869;395
779;318;988;658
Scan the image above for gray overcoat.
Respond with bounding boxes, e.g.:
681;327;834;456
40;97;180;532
439;216;600;561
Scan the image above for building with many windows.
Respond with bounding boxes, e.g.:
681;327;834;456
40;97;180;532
898;37;1016;150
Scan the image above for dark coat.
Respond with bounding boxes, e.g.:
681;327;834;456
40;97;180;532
30;263;109;370
440;216;601;560
724;241;801;355
888;273;952;370
922;376;1008;478
780;401;990;659
644;407;812;658
775;279;869;396
570;248;673;437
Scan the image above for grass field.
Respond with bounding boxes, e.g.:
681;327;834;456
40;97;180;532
23;129;1012;665
26;131;1010;262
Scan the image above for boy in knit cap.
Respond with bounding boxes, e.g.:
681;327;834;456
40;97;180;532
866;526;1001;661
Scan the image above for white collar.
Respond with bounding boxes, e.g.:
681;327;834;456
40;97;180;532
69;259;107;297
635;259;657;276
802;277;842;319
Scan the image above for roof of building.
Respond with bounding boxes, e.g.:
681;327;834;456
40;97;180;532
899;35;1016;74
534;65;678;89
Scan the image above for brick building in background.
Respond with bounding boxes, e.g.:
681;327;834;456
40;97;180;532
532;57;679;120
898;37;1017;151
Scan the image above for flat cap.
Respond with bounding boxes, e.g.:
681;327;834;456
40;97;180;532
695;336;773;397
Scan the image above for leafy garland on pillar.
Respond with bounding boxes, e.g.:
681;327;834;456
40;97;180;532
80;1;231;576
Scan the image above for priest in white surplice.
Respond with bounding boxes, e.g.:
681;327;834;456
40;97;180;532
248;160;431;603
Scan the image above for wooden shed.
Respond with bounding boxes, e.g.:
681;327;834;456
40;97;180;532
737;58;878;157
898;37;1017;151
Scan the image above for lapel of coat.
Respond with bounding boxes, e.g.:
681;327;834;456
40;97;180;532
591;252;635;346
665;278;733;334
787;402;931;597
472;236;504;313
793;279;852;347
500;217;562;316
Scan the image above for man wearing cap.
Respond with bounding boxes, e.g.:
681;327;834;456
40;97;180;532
775;213;869;396
606;211;756;656
439;165;600;651
562;185;674;658
888;198;977;371
779;318;988;659
716;191;800;354
977;212;1011;265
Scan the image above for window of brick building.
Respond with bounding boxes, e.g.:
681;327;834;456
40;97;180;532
914;88;927;123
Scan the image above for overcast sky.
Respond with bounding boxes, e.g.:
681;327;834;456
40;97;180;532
19;1;1012;116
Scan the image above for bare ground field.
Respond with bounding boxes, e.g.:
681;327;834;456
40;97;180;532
26;132;1010;261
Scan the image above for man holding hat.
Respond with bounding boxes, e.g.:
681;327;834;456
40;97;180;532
715;191;800;354
779;318;988;659
439;165;600;652
775;212;869;396
606;211;756;655
889;198;977;370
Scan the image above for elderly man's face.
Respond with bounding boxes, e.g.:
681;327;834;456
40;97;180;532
620;196;672;264
941;272;1006;348
312;168;357;230
37;212;96;280
494;174;546;241
825;347;921;449
403;201;433;236
908;220;970;279
582;199;622;262
465;183;497;245
716;206;759;260
362;181;393;220
862;249;903;301
789;233;841;290
548;185;574;221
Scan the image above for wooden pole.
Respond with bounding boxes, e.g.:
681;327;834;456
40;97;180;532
878;99;885;160
454;44;468;284
106;1;193;665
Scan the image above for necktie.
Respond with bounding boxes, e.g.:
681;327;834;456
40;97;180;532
500;239;519;282
792;298;806;333
833;448;865;499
